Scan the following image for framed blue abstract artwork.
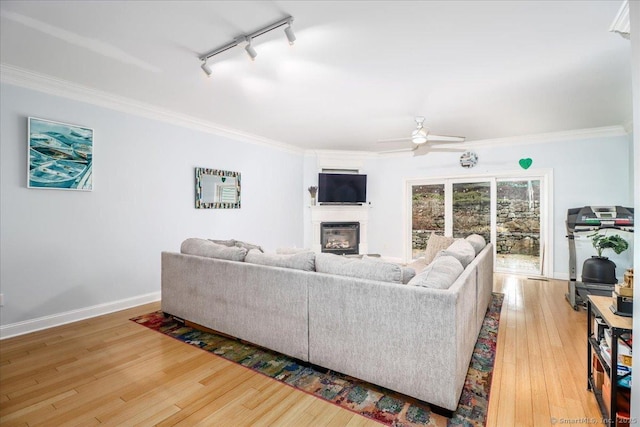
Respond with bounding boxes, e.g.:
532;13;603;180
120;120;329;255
28;117;94;191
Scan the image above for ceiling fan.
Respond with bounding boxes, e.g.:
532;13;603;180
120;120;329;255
378;116;466;156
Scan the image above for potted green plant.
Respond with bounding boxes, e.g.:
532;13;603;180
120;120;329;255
582;233;629;284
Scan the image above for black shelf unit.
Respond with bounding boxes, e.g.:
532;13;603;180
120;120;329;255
587;295;632;426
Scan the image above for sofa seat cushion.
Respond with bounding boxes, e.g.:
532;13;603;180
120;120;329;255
245;249;315;271
465;234;487;255
424;233;456;264
181;238;247;261
437;239;476;268
407;255;463;289
316;253;403;283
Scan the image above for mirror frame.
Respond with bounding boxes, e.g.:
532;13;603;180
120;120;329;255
195;167;241;209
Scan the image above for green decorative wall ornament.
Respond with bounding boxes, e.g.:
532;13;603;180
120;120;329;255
519;158;533;169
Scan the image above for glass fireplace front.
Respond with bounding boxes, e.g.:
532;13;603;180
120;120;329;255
320;222;360;255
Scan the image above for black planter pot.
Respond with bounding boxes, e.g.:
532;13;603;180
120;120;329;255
582;256;617;284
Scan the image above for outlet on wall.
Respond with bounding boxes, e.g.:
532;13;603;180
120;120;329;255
0;293;4;306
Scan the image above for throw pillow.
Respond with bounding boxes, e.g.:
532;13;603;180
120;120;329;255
234;240;264;253
245;249;315;271
424;233;456;264
315;253;403;284
407;255;464;289
181;238;247;262
465;234;487;255
406;257;429;275
436;238;476;268
208;238;236;247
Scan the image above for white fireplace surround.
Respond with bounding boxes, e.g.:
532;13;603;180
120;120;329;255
310;205;369;254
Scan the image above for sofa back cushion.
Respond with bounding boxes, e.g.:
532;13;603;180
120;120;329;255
362;255;416;284
436;238;476;268
245;249;316;271
424;233;456;264
181;238;247;261
316;253;403;283
465;234;487;255
276;247;312;254
407;255;464;289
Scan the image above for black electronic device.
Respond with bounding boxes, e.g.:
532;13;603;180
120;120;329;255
318;173;367;204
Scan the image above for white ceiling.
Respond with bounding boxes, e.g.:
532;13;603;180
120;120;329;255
0;1;632;152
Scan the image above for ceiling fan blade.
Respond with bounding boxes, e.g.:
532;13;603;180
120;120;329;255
412;145;466;156
428;147;466;152
377;137;412;143
426;134;466;143
412;144;432;156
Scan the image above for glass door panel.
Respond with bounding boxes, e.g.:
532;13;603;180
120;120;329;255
452;181;491;243
495;179;542;274
411;184;445;259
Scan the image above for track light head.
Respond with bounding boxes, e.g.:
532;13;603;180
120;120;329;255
244;38;257;61
201;60;212;77
284;22;296;45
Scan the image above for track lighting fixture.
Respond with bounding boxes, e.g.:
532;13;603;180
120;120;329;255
198;16;295;76
284;21;296;45
200;60;212;77
244;38;257;61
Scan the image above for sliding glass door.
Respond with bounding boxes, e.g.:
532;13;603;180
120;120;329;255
452;181;491;242
408;173;549;276
411;184;445;259
495;179;542;275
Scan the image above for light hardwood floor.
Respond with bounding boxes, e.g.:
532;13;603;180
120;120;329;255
0;274;603;426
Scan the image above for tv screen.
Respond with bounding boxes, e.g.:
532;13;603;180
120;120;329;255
318;173;367;204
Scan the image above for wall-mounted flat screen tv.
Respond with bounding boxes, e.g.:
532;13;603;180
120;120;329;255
318;173;367;204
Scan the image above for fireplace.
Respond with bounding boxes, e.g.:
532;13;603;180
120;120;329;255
321;222;360;255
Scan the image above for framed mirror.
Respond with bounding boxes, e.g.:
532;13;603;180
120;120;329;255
195;167;241;209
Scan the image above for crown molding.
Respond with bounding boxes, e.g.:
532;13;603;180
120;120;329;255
462;125;629;149
304;149;378;158
1;64;629;157
0;64;303;155
609;0;630;40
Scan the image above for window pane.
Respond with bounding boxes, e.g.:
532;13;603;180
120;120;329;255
452;182;491;242
411;184;445;259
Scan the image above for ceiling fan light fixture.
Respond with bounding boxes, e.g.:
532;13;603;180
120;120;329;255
412;128;428;144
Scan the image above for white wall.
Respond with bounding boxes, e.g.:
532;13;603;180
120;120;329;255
304;132;632;279
0;83;304;330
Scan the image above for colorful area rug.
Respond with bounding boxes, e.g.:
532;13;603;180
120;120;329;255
131;293;503;426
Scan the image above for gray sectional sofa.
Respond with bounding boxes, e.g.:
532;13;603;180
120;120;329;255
161;237;494;412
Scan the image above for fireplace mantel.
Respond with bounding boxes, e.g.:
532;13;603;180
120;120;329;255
310;205;369;254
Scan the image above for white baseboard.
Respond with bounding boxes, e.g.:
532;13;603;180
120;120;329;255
0;292;161;340
553;272;570;280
